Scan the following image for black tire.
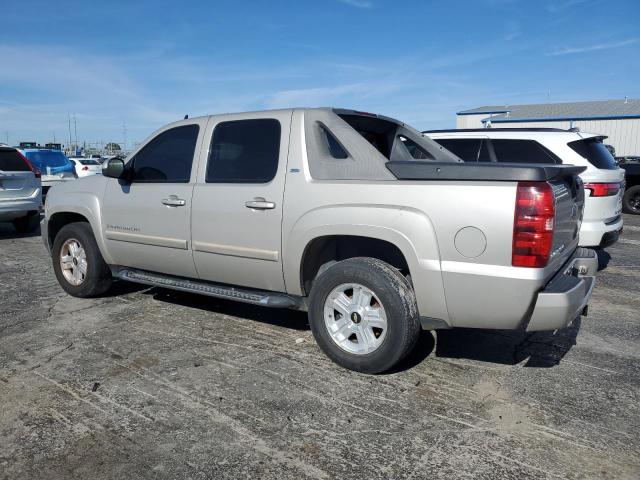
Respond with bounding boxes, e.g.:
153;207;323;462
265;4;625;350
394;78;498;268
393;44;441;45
308;257;420;374
12;213;39;233
622;185;640;215
52;222;112;297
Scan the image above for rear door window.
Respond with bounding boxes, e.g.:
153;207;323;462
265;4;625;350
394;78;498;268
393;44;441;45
206;119;281;183
0;149;30;171
568;138;618;170
491;139;560;164
130;124;199;183
433;138;491;162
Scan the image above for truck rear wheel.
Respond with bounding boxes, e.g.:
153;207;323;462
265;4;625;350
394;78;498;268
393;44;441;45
52;222;112;297
308;257;420;374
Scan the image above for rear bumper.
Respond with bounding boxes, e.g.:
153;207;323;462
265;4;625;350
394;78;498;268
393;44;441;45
526;248;598;332
0;190;42;220
579;216;623;247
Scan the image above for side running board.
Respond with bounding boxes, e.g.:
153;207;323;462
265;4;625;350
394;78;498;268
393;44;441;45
113;267;303;309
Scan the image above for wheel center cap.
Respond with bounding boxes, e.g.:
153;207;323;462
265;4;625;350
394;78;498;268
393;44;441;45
73;258;78;266
350;311;362;324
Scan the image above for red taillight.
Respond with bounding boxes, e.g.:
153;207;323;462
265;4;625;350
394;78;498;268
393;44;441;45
583;182;620;197
82;166;89;171
17;150;41;178
512;181;555;268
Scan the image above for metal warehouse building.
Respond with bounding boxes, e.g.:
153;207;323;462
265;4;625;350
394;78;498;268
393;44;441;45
456;99;640;157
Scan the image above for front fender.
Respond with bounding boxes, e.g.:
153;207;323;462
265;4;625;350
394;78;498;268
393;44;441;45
283;205;450;322
44;180;113;264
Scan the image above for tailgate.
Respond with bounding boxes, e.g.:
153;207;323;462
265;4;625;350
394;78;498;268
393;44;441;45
0;149;38;200
0;171;38;199
547;174;584;271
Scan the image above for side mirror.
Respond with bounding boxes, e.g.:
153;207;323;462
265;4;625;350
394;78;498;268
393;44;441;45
103;158;125;179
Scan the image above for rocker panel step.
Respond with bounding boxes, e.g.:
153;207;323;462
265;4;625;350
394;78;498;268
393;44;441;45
114;267;301;309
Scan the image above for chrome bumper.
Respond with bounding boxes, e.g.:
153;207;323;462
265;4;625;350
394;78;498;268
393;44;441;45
526;248;598;332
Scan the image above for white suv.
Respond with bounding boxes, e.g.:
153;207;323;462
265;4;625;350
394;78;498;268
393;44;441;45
425;128;625;248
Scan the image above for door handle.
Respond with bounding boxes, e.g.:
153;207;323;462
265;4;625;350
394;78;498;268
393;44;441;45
162;195;186;207
245;197;276;210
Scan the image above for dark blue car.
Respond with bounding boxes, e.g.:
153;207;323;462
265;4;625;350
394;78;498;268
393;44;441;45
20;149;76;197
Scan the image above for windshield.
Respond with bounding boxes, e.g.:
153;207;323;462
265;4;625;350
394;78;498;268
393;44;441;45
23;150;71;169
568;138;618;170
80;160;100;165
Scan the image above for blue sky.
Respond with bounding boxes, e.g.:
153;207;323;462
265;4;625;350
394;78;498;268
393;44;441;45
1;0;639;149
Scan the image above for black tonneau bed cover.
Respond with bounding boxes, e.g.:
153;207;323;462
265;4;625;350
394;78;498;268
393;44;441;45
387;161;586;182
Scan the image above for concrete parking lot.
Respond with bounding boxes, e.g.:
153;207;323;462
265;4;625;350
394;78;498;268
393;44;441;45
1;216;639;479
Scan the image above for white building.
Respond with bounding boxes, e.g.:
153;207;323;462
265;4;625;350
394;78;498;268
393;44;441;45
456;99;640;157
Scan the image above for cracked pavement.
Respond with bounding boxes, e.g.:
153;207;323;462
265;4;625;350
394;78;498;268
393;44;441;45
1;215;639;479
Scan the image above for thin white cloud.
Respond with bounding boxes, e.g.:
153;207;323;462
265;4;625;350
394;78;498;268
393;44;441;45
264;82;400;109
338;0;373;8
546;0;589;13
548;37;639;56
504;21;521;41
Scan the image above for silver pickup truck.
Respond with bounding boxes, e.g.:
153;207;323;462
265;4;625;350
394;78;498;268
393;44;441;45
42;108;597;373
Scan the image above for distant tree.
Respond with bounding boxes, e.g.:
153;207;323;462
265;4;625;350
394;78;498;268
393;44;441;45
105;142;121;152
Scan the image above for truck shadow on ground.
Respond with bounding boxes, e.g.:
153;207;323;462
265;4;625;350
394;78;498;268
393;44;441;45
0;224;41;240
147;287;580;371
594;248;611;271
433;319;581;368
148;288;310;331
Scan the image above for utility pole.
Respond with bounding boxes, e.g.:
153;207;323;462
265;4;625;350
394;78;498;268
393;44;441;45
67;112;72;149
73;114;78;151
122;121;128;153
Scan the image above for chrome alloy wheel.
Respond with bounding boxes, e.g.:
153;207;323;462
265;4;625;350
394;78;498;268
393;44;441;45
60;238;88;286
323;283;388;355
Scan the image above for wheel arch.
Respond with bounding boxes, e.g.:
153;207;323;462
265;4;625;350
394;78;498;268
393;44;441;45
46;201;113;264
283;205;450;321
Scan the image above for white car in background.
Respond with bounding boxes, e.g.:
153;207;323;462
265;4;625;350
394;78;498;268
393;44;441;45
69;158;103;178
424;128;625;248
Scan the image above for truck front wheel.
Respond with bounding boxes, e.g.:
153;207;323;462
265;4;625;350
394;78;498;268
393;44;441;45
52;222;112;297
308;257;420;374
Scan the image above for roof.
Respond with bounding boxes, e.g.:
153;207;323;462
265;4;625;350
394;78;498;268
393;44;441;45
424;129;603;141
423;127;575;134
457;99;640;123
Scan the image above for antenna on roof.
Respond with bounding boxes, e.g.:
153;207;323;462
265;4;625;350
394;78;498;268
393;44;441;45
184;114;189;119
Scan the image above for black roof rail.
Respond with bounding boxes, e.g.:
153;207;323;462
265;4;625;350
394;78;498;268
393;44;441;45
422;127;577;134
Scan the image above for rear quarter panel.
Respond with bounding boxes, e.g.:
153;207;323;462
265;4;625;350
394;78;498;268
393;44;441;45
284;111;556;328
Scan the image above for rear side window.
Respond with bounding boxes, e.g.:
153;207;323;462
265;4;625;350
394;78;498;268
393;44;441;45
206;119;280;183
0;149;30;171
337;114;394;158
568;138;618;170
491;139;560;164
433;138;491;162
23;150;71;169
131;125;199;183
320;124;348;159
